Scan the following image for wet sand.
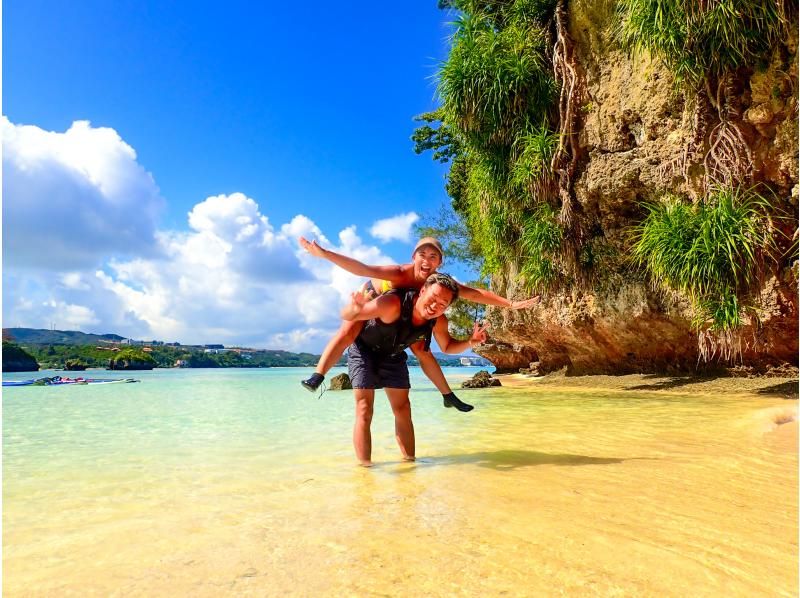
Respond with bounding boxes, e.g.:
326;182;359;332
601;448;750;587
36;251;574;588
497;371;799;399
4;369;798;596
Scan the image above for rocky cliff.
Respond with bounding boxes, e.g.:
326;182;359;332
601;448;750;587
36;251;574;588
477;2;798;375
2;342;40;373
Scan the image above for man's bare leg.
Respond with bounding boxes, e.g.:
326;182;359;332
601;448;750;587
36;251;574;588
385;388;415;461
302;320;364;392
409;342;474;412
353;389;375;466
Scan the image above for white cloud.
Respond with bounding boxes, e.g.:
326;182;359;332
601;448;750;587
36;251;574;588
2;118;164;269
369;212;419;243
41;300;99;330
2;117;406;352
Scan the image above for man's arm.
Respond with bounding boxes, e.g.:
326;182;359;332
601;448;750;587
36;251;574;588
457;283;540;310
341;292;401;323
432;316;488;354
300;237;408;284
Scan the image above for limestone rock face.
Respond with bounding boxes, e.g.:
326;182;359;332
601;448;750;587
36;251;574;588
329;373;353;391
478;3;798;375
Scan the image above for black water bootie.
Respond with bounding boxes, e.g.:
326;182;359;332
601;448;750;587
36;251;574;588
301;373;325;392
443;392;474;412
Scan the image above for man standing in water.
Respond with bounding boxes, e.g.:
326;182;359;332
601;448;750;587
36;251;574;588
340;273;487;466
299;235;539;411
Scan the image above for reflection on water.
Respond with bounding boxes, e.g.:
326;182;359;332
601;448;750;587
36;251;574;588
3;368;798;596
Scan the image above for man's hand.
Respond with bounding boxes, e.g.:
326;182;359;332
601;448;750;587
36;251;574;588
510;295;541;310
299;237;326;258
469;321;488;347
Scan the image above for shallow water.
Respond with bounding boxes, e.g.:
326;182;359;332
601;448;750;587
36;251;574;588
3;367;797;596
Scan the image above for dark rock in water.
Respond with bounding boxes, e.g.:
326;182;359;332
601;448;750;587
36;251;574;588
461;370;502;389
65;360;88;371
519;361;544;376
2;341;39;372
329;373;352;390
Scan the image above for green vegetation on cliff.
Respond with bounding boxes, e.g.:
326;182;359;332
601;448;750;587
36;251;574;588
616;0;789;85
108;349;157;370
2;341;40;372
416;0;794;363
632;187;779;357
415;0;565;289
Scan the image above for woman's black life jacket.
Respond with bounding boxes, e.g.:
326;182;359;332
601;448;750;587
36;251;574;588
355;288;435;356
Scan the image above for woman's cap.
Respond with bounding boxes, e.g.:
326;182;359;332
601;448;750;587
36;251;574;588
413;237;444;259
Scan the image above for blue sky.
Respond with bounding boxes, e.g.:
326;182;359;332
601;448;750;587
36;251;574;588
5;0;452;231
3;1;470;350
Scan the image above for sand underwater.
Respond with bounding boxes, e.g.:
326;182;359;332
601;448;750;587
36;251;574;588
3;367;797;596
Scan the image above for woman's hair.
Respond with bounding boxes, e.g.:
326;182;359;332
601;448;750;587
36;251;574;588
423;272;459;302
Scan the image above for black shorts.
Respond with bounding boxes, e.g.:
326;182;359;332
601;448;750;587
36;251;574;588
347;342;410;390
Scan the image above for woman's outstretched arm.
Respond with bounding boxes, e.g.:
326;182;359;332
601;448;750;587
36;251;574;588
457;284;540;310
299;237;407;283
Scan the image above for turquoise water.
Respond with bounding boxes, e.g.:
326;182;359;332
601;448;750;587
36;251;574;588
3;367;797;596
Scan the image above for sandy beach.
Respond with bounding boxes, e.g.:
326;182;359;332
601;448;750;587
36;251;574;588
4;368;798;596
497;371;799;398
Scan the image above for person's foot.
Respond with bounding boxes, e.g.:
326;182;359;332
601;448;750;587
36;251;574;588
301;373;325;392
443;392;474;412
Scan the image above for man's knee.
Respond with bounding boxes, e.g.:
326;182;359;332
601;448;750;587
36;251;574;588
342;325;361;344
391;399;411;418
355;400;374;423
334;320;362;344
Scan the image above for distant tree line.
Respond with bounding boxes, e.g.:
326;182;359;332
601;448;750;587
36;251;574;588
4;340;475;371
8;342;338;370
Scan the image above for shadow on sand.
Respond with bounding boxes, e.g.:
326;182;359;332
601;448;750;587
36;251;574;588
416;450;651;471
757;381;799;400
624;376;721;391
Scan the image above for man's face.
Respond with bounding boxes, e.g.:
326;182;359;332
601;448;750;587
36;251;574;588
411;246;442;282
416;283;454;320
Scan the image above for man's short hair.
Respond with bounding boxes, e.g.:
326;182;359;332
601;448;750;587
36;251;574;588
423;272;459;302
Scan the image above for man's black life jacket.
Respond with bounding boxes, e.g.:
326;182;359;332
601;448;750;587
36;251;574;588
355;288;435;356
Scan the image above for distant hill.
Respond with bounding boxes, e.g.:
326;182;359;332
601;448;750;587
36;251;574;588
3;328;125;346
3;328;486;367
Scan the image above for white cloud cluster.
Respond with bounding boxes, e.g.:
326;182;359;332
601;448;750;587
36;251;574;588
2;117;164;269
2;118;403;352
369;211;419;243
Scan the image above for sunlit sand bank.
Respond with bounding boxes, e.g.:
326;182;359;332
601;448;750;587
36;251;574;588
4;368;797;596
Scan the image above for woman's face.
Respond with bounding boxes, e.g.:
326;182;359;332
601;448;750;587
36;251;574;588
412;246;442;282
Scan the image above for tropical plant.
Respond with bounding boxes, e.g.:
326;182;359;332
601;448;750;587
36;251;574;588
438;10;554;150
518;202;563;290
511;122;559;201
416;0;581;288
632;186;777;359
616;0;787;86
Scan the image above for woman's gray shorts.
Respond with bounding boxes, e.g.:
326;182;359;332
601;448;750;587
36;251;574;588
347;343;410;389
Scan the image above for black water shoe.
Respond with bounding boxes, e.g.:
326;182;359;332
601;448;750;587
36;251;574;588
301;373;325;392
443;392;473;412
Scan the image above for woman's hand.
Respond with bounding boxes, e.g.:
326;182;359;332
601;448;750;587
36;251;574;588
468;321;488;347
299;237;326;258
342;291;370;320
510;296;540;310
